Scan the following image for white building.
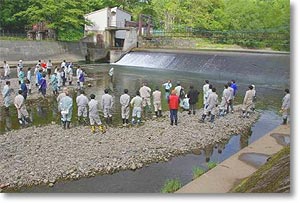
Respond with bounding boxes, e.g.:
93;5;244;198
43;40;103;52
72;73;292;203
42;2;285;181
84;7;132;43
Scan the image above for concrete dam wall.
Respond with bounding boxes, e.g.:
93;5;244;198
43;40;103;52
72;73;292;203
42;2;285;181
115;50;290;86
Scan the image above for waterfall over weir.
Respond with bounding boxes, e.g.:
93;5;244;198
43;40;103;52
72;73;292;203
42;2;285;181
114;50;290;86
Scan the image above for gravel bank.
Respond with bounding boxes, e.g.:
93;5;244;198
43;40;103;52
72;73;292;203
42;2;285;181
0;106;259;191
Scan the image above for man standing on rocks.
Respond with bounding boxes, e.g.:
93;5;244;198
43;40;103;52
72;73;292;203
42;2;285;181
203;80;210;108
14;90;31;125
281;88;290;125
220;84;231;116
168;89;180;125
139;82;152;115
2;80;13;109
88;94;106;133
227;82;234;113
76;90;89;125
130;91;143;125
120;89;130;126
152;86;162;117
242;85;255;118
187;85;199;115
59;90;73;129
102;89;114;124
200;87;218;123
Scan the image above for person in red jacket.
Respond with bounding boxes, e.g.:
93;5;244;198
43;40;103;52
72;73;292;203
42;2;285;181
168;90;180;125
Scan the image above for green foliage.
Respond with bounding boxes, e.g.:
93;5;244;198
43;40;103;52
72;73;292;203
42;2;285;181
192;166;205;179
161;179;182;193
0;0;290;49
207;161;217;170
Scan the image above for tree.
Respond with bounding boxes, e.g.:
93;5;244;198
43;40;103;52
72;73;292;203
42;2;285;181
13;0;89;41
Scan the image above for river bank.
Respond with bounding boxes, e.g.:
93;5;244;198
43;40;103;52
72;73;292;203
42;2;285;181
0;106;259;192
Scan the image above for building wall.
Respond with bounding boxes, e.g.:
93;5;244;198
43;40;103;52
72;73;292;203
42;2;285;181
85;8;109;32
85;7;131;40
115;8;131;39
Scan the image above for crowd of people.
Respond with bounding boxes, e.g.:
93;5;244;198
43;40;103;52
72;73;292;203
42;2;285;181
1;59;291;133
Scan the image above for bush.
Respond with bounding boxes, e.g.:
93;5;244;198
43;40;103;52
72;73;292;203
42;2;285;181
207;162;217;170
161;179;182;193
192;166;205;179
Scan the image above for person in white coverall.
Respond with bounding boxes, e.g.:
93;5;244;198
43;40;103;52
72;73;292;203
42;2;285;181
14;90;31;125
76;90;89;124
281;88;290;125
59;91;73;129
89;94;106;133
102;89;114;124
200;87;218;123
242;85;255;118
120;89;130;126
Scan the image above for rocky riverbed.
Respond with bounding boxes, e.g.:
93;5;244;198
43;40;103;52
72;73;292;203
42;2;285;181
0;106;259;192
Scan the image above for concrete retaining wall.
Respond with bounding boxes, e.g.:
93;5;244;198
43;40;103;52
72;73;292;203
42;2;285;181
0;40;88;63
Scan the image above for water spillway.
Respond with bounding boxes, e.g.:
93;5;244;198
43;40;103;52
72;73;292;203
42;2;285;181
115;50;290;86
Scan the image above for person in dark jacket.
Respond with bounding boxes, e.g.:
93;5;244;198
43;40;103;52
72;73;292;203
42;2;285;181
168;90;180;125
187;85;199;115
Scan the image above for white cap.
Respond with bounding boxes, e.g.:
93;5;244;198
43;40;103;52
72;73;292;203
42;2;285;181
252;84;255;89
19;60;22;63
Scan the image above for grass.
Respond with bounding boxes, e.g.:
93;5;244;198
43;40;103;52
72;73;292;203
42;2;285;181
207;162;217;170
192;166;205;179
161;179;182;193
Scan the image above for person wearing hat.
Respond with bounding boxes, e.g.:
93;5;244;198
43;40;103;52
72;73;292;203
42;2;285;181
88;94;106;133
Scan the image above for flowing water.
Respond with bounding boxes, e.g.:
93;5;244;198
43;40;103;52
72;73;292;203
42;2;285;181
0;50;290;192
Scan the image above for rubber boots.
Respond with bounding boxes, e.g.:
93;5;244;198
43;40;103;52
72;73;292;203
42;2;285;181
209;115;215;123
99;125;106;133
158;110;162;117
91;125;96;133
282;118;287;125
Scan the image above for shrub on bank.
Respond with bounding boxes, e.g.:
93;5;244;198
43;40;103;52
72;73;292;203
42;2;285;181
161;179;182;193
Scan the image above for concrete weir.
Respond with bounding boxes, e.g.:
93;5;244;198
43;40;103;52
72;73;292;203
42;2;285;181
176;124;290;193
